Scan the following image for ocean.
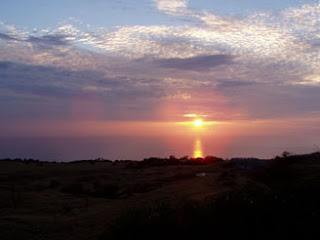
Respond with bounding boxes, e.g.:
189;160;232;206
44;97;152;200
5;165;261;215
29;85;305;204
0;134;316;161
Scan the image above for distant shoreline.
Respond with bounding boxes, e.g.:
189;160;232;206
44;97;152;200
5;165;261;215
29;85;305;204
1;151;318;164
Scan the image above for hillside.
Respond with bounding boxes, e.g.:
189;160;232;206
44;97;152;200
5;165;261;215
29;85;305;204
0;153;320;239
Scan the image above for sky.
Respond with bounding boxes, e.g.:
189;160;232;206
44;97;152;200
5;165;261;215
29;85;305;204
1;0;320;159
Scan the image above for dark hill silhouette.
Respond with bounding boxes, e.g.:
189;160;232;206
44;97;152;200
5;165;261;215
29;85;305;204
0;152;319;240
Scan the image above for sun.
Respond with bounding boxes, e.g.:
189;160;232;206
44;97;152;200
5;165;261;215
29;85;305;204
194;119;203;126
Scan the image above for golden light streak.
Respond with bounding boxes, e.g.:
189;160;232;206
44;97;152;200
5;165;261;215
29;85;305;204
194;138;203;158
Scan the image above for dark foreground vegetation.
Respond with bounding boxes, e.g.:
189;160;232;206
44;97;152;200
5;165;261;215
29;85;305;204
0;153;320;239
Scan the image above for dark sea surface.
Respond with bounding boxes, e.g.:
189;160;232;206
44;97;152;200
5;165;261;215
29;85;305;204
0;135;315;161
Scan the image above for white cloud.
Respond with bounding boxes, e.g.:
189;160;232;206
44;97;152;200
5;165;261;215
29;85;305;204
51;1;318;73
183;114;208;118
298;74;320;85
2;1;319;65
82;85;111;91
282;2;320;32
1;1;319;88
154;0;190;16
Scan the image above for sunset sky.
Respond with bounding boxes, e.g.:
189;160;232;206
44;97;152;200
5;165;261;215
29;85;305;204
1;0;320;160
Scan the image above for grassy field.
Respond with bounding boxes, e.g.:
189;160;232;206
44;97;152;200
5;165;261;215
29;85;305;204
0;154;319;239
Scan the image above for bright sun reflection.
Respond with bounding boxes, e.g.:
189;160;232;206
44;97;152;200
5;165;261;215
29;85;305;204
194;119;203;126
194;139;203;158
